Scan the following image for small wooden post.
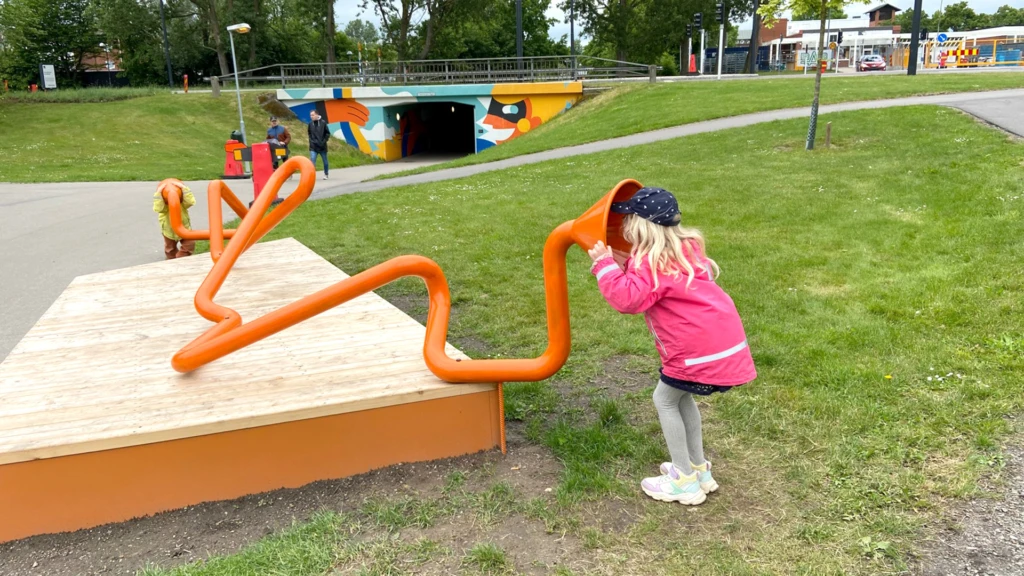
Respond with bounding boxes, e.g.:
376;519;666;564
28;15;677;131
825;122;832;148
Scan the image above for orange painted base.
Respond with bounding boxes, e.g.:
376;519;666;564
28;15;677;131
0;390;502;543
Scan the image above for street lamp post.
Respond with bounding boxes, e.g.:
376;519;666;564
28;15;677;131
158;0;173;87
516;0;523;73
99;42;112;86
570;0;576;80
226;23;251;147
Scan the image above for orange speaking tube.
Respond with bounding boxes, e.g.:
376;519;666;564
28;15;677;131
170;155;642;384
160;177;250;261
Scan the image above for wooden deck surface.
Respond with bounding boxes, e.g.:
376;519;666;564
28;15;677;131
0;238;492;465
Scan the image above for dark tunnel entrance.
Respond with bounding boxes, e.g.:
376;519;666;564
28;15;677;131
391;102;477;157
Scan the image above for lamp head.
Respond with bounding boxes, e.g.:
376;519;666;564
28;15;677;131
227;23;251;34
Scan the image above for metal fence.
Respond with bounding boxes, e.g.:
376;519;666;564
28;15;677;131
703;52;750;75
220;56;656;88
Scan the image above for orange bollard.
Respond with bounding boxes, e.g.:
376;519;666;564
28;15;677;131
184;74;189;93
168;156;642;384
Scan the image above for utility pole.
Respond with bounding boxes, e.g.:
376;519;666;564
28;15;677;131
516;0;523;71
695;13;704;75
158;0;173;87
570;0;576;79
686;24;693;75
716;2;725;79
907;0;923;75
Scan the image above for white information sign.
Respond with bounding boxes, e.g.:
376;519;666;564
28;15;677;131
39;65;57;89
798;50;833;67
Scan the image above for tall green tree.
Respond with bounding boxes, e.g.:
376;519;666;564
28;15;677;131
0;0;99;87
791;4;845;20
568;0;648;62
934;2;989;32
363;0;469;60
345;19;381;48
990;5;1024;27
429;0;566;59
889;9;931;31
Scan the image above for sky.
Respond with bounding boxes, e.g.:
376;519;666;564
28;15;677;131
338;0;1016;44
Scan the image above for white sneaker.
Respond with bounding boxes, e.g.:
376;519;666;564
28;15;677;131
642;464;706;505
661;460;718;494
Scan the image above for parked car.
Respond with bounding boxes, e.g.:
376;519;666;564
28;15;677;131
856;55;887;72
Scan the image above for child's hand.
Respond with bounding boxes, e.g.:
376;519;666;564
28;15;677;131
588;241;613;262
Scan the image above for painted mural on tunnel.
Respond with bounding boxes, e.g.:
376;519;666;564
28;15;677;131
277;82;583;161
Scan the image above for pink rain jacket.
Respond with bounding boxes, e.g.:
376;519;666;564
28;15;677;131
591;246;756;386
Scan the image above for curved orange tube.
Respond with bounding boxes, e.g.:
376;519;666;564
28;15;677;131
160;177;250;262
170;154;642;384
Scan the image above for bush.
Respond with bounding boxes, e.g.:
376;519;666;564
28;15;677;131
657;52;680;76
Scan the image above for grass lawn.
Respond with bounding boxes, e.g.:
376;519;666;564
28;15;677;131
0;91;377;183
379;72;1024;179
150;105;1022;575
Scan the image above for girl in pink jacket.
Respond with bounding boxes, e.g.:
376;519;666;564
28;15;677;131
588;186;756;506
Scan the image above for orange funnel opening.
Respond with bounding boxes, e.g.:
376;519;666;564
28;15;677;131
570;178;642;254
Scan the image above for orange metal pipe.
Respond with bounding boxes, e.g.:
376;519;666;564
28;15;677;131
162;178;250;261
171;155;642;384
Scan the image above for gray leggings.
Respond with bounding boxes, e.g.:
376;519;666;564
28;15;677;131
652;380;706;475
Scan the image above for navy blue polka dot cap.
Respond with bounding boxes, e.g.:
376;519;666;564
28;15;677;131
610;187;681;227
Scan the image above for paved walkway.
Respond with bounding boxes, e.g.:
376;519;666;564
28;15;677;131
1;89;1022;360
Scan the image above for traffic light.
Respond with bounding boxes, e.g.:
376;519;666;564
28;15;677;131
920;27;929;40
686;24;693;37
715;2;724;24
694;12;703;29
836;30;844;44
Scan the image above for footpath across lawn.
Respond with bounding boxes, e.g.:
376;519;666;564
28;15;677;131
149;105;1022;575
0;91;378;183
380;72;1024;179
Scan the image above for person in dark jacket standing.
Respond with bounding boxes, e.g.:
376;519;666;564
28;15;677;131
307;110;331;179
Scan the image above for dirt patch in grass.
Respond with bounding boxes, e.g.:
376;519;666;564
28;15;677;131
916;442;1024;576
0;429;567;576
401;515;591;575
592;356;655;397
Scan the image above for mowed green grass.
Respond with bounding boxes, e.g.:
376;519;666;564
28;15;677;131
0;92;377;183
380;72;1024;178
148;106;1024;575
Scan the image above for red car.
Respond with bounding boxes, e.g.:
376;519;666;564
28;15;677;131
856;55;887;72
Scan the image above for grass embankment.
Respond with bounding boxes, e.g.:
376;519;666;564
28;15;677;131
0;90;377;182
149;105;1023;575
380;72;1024;179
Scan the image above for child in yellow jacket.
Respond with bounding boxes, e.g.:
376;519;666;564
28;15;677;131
153;179;197;259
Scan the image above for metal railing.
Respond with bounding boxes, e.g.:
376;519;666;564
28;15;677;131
220;56;656;88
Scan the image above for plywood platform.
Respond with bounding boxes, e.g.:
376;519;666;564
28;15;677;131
0;238;501;542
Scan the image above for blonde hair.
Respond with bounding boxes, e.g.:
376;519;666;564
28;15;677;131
621;214;719;289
